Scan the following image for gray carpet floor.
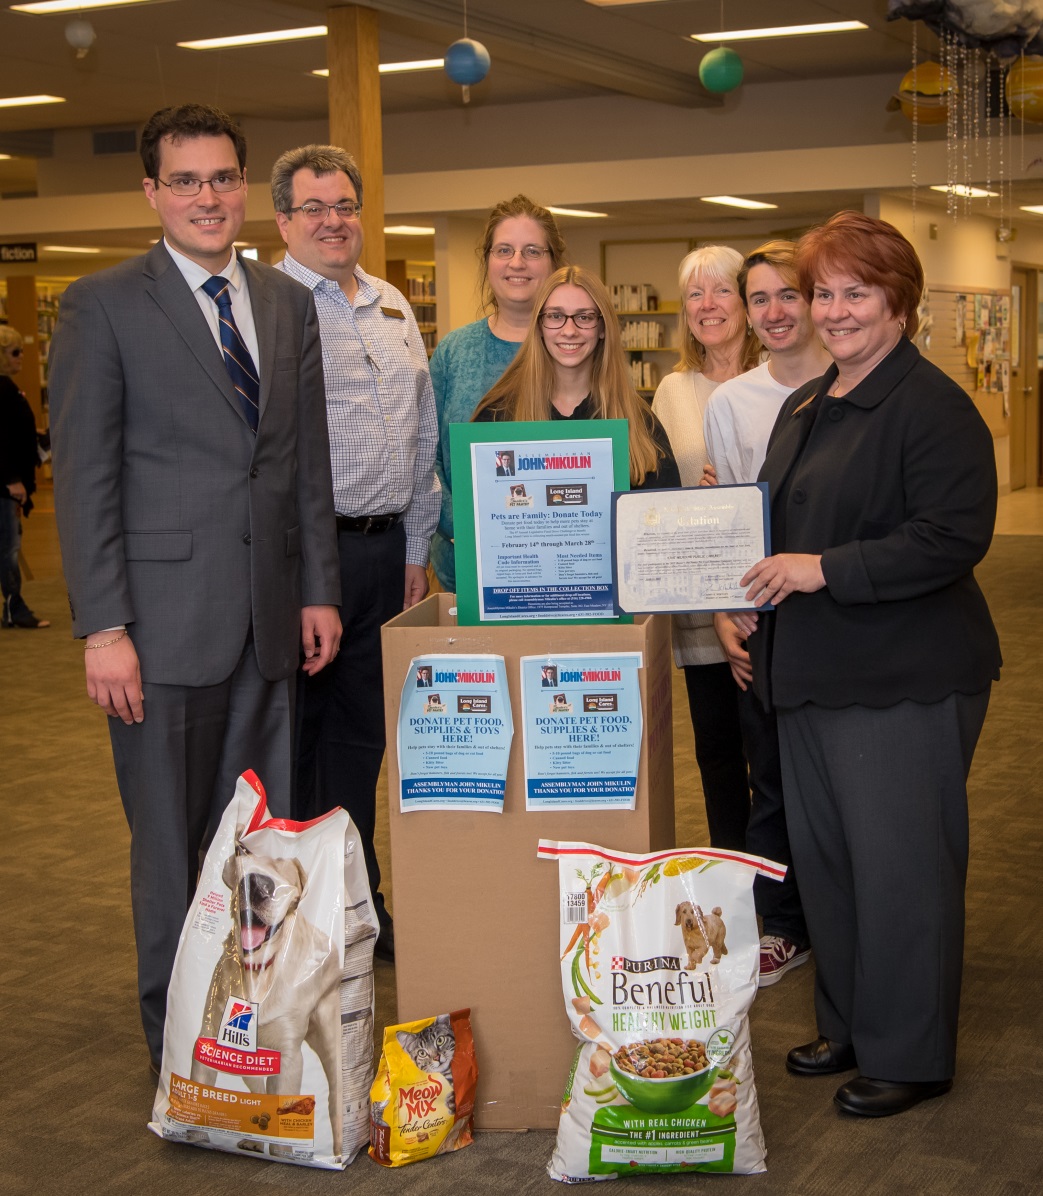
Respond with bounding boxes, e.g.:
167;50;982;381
2;507;1041;1195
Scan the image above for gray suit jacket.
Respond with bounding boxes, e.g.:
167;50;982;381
49;242;341;686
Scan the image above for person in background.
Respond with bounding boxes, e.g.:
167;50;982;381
473;265;680;490
0;325;49;629
272;144;439;963
736;211;1000;1117
651;246;759;851
703;240;831;988
429;196;566;590
49;104;341;1074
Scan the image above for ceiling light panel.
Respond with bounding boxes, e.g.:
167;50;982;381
546;206;608;218
0;94;65;108
929;185;998;198
11;0;162;12
700;196;778;210
692;23;867;44
178;27;327;51
312;60;445;78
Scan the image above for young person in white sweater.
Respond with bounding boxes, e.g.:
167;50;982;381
704;241;831;986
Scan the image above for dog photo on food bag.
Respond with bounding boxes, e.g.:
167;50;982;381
151;772;377;1170
190;848;344;1154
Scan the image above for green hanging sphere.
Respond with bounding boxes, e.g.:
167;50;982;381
699;46;744;94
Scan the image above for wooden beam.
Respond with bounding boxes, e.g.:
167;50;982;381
327;4;385;279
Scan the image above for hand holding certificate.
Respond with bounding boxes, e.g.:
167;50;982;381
612;484;772;614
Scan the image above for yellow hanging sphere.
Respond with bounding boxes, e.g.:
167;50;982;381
890;61;956;125
1006;57;1043;123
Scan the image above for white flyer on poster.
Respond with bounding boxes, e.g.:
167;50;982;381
397;654;513;812
520;652;643;811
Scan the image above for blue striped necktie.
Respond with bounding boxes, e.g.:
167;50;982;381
201;275;260;431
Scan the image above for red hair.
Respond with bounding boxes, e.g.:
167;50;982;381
796;211;923;340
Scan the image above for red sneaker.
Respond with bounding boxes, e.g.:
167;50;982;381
758;935;811;987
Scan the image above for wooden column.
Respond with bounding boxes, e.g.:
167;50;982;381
5;274;42;421
327;4;385;279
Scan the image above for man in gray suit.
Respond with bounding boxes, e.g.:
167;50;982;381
49;104;342;1074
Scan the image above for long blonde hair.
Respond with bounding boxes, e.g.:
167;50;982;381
674;244;761;374
473;265;662;486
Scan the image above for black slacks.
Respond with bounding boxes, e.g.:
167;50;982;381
777;688;991;1081
682;661;750;851
739;685;809;947
109;636;292;1067
293;522;405;926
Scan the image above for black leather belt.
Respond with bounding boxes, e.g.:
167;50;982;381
335;512;402;534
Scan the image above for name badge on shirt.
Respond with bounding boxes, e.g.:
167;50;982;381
381;306;406;319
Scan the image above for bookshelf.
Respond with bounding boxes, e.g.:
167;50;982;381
610;284;679;396
386;259;437;355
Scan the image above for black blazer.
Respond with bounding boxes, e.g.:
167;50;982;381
750;337;1001;710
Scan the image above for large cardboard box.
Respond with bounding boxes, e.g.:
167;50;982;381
381;594;675;1130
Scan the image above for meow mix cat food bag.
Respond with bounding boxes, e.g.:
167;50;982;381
369;1009;478;1167
539;840;782;1182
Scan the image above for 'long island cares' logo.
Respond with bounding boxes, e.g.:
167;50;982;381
218;997;258;1051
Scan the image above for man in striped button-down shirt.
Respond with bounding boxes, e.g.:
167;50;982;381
273;144;439;962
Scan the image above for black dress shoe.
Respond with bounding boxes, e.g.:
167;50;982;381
786;1036;857;1076
834;1075;952;1117
375;921;395;963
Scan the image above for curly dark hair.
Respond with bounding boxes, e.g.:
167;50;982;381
140;104;246;180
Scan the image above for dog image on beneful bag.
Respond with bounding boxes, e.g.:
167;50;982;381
149;771;378;1168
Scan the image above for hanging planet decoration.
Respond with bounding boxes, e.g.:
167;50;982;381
65;17;96;58
698;46;744;94
445;38;491;86
888;60;956;124
1006;55;1043;123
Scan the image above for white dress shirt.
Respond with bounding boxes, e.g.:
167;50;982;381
163;240;260;369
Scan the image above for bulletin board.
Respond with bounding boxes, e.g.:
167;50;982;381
920;285;1011;439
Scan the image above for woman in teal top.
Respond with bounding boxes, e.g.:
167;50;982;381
430;195;566;590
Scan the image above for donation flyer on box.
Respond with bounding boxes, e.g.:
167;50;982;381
520;652;643;810
471;434;618;621
397;654;513;812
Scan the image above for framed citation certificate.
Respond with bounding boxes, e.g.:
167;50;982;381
612;483;772;614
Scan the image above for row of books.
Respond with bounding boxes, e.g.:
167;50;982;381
611;283;658;312
406;277;436;300
628;358;660;392
619;319;666;349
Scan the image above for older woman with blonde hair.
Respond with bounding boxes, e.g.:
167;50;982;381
430;195;566;590
651;246;760;853
473;265;679;490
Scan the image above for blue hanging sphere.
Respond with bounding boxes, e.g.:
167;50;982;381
699;46;743;94
445;38;491;86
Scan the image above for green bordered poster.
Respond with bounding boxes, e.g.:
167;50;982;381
449;420;630;626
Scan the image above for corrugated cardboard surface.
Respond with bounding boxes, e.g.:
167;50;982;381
381;595;675;1130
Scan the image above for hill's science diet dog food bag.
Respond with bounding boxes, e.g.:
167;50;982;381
149;771;378;1169
539;840;783;1181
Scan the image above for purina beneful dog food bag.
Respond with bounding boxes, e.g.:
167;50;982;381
368;1009;478;1166
149;771;378;1169
539;840;782;1182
